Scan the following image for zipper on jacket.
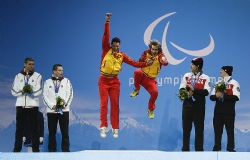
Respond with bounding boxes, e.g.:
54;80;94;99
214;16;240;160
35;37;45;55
111;61;115;74
23;74;30;108
24;94;27;107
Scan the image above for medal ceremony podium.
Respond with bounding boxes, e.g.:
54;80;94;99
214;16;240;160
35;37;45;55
1;150;250;160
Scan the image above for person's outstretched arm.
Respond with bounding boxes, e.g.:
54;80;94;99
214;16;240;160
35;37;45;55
123;53;151;68
101;13;111;60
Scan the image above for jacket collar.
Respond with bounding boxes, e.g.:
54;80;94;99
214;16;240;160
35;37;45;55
191;71;203;77
223;76;232;83
51;75;64;81
146;49;160;57
20;68;34;76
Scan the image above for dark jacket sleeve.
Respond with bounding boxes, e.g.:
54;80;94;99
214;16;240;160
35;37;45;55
224;94;239;101
210;94;239;102
210;95;218;101
194;89;209;96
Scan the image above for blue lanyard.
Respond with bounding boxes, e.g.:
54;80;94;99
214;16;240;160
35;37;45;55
190;73;201;87
190;77;196;87
24;75;30;85
53;80;61;93
224;77;232;85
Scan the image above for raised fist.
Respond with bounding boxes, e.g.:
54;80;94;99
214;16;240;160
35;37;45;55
105;13;112;22
160;56;168;64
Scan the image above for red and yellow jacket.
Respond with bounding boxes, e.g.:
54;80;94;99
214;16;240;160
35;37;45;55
139;50;168;78
100;22;148;76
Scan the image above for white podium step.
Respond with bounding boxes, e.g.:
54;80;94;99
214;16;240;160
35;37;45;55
0;150;250;160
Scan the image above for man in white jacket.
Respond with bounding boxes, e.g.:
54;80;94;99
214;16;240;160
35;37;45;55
11;57;43;152
43;64;73;152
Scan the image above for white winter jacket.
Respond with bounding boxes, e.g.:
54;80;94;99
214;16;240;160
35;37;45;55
43;77;73;113
11;71;42;107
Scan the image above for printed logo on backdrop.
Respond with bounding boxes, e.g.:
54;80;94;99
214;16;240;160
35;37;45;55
144;12;215;65
129;12;216;87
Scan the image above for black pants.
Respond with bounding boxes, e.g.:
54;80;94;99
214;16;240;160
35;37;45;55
47;112;70;152
13;107;40;152
213;114;235;151
182;104;205;151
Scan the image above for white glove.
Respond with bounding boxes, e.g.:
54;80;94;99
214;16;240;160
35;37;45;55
39;137;44;143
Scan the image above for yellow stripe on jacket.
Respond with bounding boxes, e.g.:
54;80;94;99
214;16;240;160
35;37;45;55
100;49;123;76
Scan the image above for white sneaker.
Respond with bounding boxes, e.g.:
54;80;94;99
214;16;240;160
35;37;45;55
39;137;44;143
100;127;107;138
22;137;26;142
112;129;119;138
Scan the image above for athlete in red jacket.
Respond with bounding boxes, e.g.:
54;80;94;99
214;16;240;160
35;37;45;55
98;13;151;138
130;40;168;119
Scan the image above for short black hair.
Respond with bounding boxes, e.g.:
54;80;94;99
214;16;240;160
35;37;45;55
111;37;121;44
53;64;63;71
24;57;34;64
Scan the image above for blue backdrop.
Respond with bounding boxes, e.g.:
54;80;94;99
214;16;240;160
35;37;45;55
0;0;250;152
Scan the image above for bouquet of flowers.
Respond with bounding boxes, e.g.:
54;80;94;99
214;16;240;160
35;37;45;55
22;84;33;94
178;88;189;101
178;85;194;101
56;96;65;114
215;82;226;92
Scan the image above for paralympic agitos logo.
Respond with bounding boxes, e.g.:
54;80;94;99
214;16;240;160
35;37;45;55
144;12;215;65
